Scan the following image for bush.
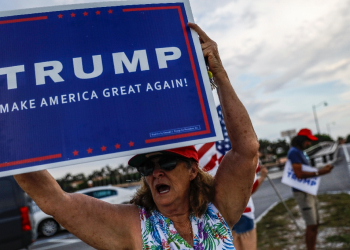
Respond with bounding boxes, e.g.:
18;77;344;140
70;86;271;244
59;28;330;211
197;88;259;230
346;135;350;143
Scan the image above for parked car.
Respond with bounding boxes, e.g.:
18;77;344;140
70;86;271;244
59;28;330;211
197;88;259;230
0;176;36;250
75;185;136;204
33;185;136;237
32;203;65;237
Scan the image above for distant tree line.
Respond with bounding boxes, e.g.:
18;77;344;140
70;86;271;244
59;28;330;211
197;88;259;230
57;133;348;192
56;164;141;192
341;134;350;144
259;139;289;158
313;134;333;144
314;133;350;144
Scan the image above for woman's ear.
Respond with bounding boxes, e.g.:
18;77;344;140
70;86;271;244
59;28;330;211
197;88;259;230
189;162;199;181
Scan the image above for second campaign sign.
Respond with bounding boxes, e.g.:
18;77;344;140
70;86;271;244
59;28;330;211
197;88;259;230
0;0;223;177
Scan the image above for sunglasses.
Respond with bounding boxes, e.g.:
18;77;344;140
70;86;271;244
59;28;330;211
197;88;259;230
137;156;185;176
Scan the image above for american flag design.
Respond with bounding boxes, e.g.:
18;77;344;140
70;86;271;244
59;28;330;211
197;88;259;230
243;165;260;220
195;105;259;220
195;105;231;176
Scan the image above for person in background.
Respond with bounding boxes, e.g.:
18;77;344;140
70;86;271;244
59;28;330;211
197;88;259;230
232;162;268;250
288;128;333;250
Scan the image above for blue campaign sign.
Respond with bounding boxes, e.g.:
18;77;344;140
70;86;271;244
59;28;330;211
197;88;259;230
0;0;223;177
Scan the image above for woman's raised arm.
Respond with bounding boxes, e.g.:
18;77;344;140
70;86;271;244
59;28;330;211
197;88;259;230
188;23;259;228
14;170;141;249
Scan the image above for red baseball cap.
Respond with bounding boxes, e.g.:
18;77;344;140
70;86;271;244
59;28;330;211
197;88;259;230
297;128;318;141
128;146;199;168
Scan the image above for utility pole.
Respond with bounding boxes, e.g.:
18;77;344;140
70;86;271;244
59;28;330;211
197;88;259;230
312;105;320;134
312;101;327;135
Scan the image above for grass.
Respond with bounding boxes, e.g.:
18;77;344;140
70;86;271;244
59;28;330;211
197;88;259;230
256;193;350;250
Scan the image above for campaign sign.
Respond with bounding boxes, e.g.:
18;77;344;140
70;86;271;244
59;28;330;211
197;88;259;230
281;160;320;195
0;0;223;177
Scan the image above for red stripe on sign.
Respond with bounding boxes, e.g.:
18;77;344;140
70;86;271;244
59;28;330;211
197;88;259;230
197;142;215;159
0;16;48;25
176;6;210;134
0;154;62;168
202;153;217;172
123;6;211;143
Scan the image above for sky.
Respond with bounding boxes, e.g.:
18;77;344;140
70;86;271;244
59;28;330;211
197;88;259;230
1;0;349;178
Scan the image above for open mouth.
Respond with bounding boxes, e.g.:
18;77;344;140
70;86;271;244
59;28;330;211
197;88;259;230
156;184;170;194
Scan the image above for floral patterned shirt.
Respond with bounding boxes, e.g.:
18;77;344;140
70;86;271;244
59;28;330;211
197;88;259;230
139;203;235;250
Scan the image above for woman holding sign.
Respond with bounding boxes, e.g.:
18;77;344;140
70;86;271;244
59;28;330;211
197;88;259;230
14;23;259;249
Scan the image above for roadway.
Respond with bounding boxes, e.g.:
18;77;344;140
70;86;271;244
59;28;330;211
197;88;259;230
28;232;94;250
28;144;350;250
